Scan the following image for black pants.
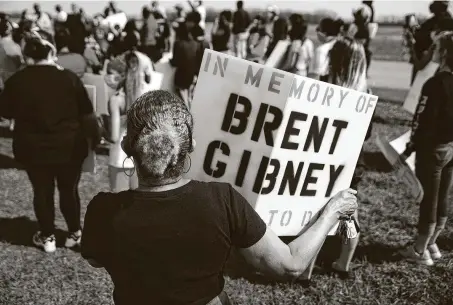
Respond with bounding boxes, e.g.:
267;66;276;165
415;142;453;234
26;162;83;237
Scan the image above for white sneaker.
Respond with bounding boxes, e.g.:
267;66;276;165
428;243;442;259
65;230;82;248
400;245;434;266
33;231;56;253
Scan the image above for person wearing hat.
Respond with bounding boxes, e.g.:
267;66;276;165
264;5;288;58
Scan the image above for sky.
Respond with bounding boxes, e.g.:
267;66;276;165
0;0;435;20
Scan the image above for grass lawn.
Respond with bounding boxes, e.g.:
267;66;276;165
1;98;453;305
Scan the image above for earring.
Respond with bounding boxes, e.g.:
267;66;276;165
123;156;136;177
183;155;192;174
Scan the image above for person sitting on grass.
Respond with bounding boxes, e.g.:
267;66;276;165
81;89;358;305
0;31;100;253
400;32;453;266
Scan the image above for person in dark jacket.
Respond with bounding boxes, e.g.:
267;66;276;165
65;5;88;55
232;1;250;58
400;32;453;266
170;22;200;110
0;32;100;253
211;13;231;53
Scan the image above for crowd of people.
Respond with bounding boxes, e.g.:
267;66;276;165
0;0;452;304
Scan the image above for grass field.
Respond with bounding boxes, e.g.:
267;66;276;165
1;96;453;305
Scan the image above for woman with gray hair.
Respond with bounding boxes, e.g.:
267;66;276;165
81;90;358;305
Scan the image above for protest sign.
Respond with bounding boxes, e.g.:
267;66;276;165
82;85;97;173
389;131;415;171
265;40;291;69
83;73;109;115
375;133;423;202
403;61;438;114
188;50;378;236
154;53;176;93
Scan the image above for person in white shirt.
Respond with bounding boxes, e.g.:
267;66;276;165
281;14;314;76
33;3;53;36
54;5;67;23
308;17;341;81
188;0;206;29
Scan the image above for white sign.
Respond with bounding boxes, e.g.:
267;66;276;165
83;73;109;115
403;61;438;114
188;50;378;236
375;133;423;202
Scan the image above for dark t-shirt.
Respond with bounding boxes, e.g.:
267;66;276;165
212;26;231;52
172;39;201;88
412;71;453;147
232;9;251;34
81;181;266;305
0;65;94;165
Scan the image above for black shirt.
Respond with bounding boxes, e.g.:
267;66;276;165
411;71;453;148
171;39;201;88
81;181;266;305
212;26;231;52
232;9;251;34
0;65;94;165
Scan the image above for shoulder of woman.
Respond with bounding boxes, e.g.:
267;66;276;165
87;192;121;213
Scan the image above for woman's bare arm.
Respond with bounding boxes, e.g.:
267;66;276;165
239;189;357;281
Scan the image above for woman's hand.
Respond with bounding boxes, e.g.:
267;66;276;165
323;188;358;220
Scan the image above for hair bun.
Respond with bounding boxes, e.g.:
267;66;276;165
23;35;53;61
134;126;180;178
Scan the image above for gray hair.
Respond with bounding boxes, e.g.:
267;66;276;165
123;90;193;183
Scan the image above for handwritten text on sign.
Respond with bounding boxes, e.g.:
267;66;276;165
188;50;377;236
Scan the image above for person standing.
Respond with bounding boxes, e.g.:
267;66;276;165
188;0;206;30
151;1;167;20
170;22;200;109
352;4;373;76
281;14;314;76
400;32;453;266
55;29;87;78
0;32;100;253
211;14;231;54
66;4;88;55
264;5;288;59
232;1;251;59
172;3;186;41
140;6;159;62
33;3;53;36
308;17;341;81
